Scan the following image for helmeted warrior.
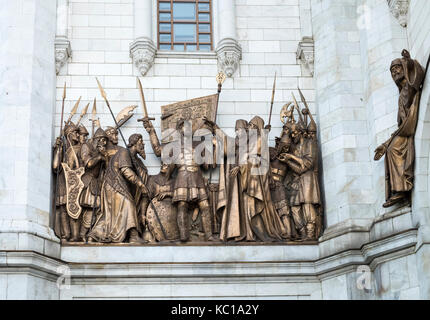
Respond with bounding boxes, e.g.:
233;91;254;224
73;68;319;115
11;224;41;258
79;127;108;240
141;118;216;242
52;122;84;242
269;134;295;240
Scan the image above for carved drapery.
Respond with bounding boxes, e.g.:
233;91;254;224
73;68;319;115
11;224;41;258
387;0;409;27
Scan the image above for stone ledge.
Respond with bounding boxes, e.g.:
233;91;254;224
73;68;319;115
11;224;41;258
60;244;320;264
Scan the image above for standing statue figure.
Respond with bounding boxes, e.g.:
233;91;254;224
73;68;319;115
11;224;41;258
242;116;285;242
104;126;120;159
79;128;108;241
269;134;295;240
374;50;425;208
205;118;253;242
78;125;89;146
141;118;216;242
52;122;84;242
280;113;321;241
88;135;146;243
127;134;151;240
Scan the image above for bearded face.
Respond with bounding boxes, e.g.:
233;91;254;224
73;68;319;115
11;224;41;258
391;64;405;86
106;130;119;145
69;130;80;144
136;139;146;160
79;133;88;144
291;130;301;144
96;137;108;152
160;163;169;174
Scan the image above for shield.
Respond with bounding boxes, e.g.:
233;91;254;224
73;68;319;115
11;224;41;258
62;163;85;220
146;198;179;241
160;94;218;143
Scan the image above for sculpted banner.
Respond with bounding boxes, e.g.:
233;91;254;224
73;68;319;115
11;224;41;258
52;72;325;245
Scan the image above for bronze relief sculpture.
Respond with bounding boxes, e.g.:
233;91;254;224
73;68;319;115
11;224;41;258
52;74;325;245
374;50;425;208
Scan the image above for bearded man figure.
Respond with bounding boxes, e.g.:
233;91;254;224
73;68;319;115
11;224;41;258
52;122;84;242
88;134;146;243
374;50;425;208
242;116;285;242
79;128;108;241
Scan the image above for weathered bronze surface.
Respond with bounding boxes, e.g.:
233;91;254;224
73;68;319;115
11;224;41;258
52;77;325;245
374;50;425;208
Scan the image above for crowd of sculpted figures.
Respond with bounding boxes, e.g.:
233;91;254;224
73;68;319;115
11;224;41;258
52;50;424;245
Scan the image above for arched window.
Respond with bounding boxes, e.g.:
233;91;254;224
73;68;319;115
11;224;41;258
157;0;213;52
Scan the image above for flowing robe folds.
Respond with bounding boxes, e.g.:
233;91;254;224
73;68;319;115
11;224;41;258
89;147;140;243
384;86;421;200
243;125;285;241
216;131;252;242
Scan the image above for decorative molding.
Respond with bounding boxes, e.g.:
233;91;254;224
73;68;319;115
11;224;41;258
216;38;242;78
129;37;157;76
296;37;314;76
387;0;409;27
55;37;71;75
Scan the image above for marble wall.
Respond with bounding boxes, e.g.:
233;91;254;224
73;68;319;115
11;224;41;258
1;0;430;300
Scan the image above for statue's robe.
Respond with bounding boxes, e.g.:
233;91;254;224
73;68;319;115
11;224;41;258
243;127;284;241
286;136;321;238
146;173;179;241
215;131;252;242
89;147;140;243
384;84;421;200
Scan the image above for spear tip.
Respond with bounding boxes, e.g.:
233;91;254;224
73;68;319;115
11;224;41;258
63;82;67;100
96;77;107;100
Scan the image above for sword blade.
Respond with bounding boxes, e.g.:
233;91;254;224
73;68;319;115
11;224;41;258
137;77;149;118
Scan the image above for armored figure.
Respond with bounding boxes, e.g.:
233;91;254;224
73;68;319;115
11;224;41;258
78;125;89;146
52;122;84;242
142;119;216;242
269;135;295;240
88;135;146;243
374;50;425;208
104;126;121;161
280;115;321;240
79;128;108;240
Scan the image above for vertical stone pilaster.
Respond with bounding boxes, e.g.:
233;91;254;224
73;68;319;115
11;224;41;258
0;0;60;299
216;0;241;77
130;0;157;76
55;0;71;75
311;0;374;232
0;0;60;254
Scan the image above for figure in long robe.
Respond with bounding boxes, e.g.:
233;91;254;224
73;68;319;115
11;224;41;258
374;50;425;208
88;136;146;243
242;116;285;242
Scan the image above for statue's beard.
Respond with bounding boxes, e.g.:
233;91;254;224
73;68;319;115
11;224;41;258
137;148;146;160
393;73;405;86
